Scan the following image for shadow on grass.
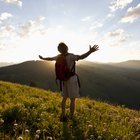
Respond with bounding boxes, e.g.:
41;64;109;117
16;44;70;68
61;118;85;140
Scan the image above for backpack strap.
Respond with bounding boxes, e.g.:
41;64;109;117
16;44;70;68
76;74;80;88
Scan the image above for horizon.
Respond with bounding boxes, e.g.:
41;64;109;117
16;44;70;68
0;0;140;63
0;59;140;66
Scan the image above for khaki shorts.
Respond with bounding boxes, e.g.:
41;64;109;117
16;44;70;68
62;75;80;98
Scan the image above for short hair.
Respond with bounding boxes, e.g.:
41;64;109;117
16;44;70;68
57;42;68;54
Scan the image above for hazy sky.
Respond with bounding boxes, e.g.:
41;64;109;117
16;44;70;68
0;0;140;63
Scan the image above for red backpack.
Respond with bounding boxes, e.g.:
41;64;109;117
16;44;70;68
55;53;75;90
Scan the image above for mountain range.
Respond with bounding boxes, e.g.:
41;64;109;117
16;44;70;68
0;60;140;109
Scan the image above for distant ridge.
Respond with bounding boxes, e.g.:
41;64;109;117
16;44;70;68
109;60;140;69
0;60;140;109
0;62;14;67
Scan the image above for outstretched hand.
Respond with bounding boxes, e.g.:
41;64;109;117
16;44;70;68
89;44;99;53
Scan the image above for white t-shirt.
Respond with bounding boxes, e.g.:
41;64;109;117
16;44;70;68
53;53;79;71
54;53;80;98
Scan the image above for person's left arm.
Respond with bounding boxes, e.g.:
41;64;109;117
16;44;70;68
77;44;99;60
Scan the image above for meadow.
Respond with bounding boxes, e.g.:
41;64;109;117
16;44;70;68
0;81;140;140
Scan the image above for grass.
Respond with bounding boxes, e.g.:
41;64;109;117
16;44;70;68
0;80;140;140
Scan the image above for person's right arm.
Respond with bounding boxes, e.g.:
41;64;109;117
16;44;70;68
39;55;56;61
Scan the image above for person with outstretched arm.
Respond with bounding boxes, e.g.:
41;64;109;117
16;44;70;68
39;42;99;121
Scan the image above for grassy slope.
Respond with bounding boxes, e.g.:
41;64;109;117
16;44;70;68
0;81;140;140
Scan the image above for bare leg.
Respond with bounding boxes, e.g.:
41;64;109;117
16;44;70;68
61;97;67;117
70;98;75;118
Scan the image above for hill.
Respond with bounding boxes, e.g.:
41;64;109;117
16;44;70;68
0;81;140;139
110;60;140;70
0;62;14;67
0;60;140;109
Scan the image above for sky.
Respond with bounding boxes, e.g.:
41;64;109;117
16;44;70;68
0;0;140;63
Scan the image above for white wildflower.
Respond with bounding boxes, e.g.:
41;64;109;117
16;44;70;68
36;129;41;134
37;118;41;121
14;123;18;127
86;120;91;123
88;124;93;128
17;136;23;140
111;134;113;137
98;136;102;139
90;135;94;138
47;136;53;140
0;118;4;123
35;134;39;139
25;129;29;133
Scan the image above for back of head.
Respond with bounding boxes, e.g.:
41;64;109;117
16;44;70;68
57;42;68;54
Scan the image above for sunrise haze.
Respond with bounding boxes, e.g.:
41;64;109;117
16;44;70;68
0;0;140;63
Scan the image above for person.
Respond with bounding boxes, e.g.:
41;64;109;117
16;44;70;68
39;42;99;121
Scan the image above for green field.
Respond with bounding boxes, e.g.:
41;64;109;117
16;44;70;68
0;81;140;140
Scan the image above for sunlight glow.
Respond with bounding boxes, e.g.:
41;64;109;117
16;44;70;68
0;1;140;63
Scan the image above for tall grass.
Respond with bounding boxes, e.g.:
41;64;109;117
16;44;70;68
0;81;140;139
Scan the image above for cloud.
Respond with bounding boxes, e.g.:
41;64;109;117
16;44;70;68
0;16;46;38
1;0;22;7
0;25;15;37
81;16;103;30
107;28;124;37
89;22;103;30
18;16;46;37
109;0;133;12
0;25;17;50
107;13;114;18
103;28;130;46
81;16;92;22
121;3;140;23
0;16;48;58
0;12;13;20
